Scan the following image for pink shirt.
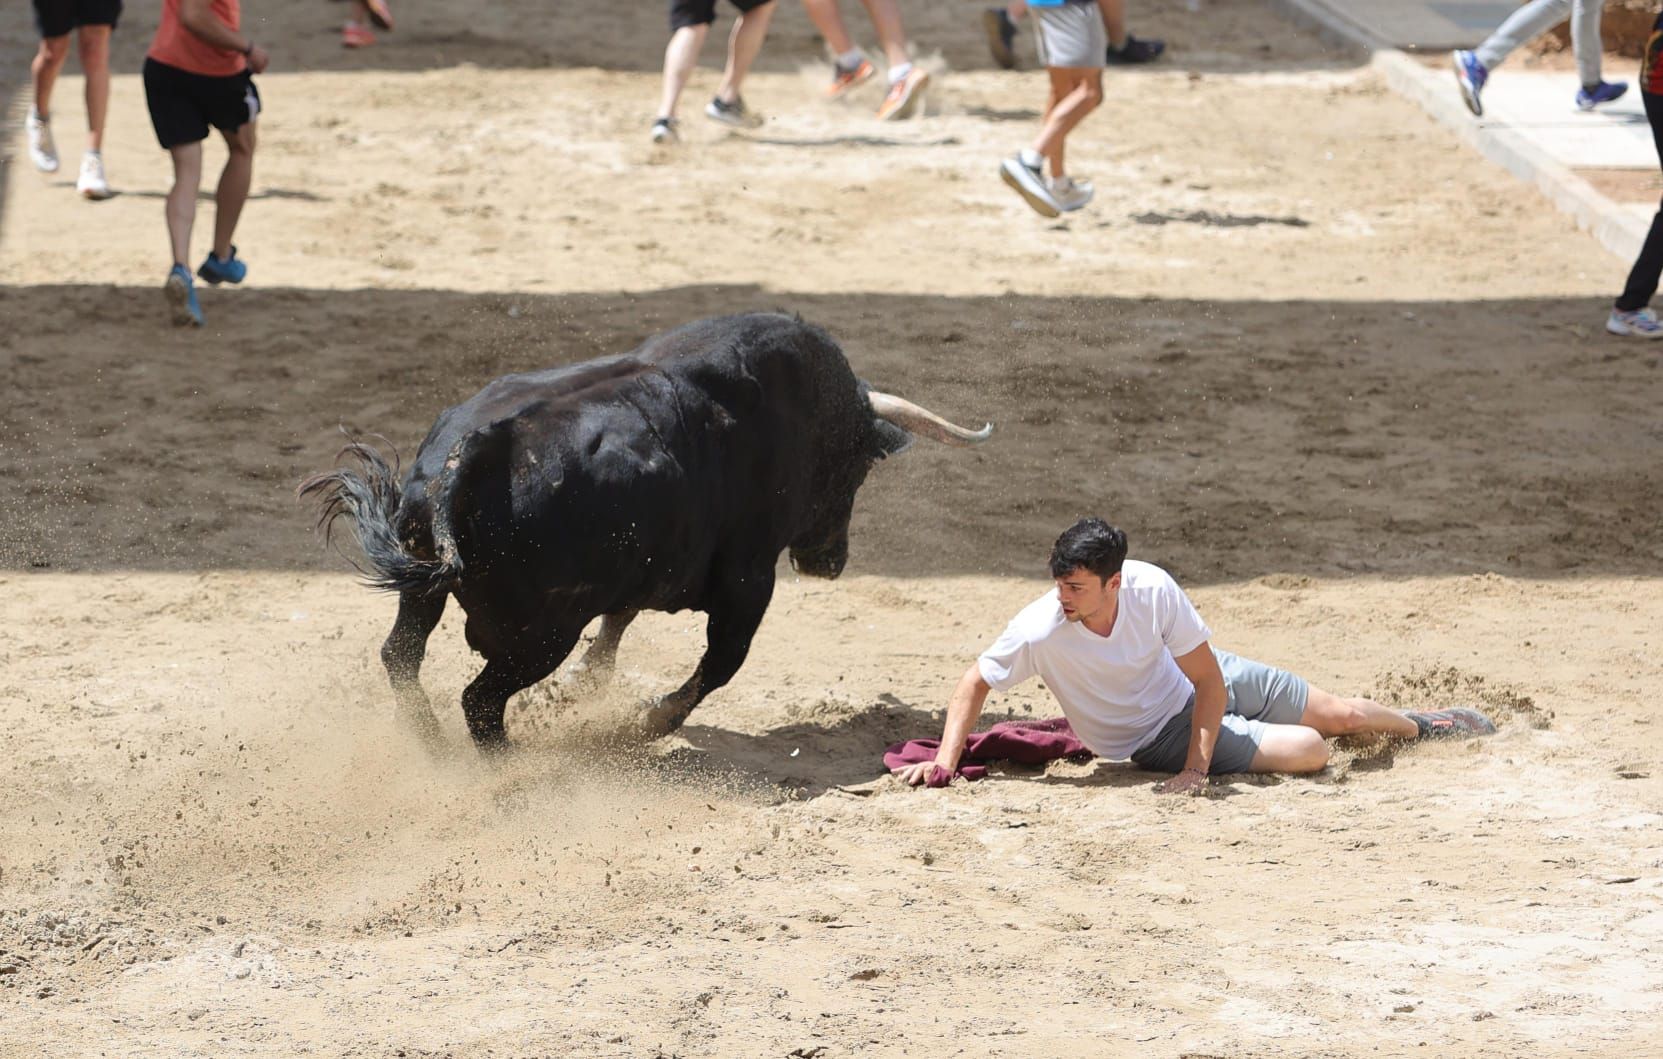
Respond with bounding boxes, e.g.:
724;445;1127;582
149;0;246;78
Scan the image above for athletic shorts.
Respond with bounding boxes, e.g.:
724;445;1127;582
34;0;121;38
143;57;261;150
669;0;771;32
1033;1;1107;70
1129;649;1310;775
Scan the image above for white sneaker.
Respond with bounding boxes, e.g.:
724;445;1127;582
1606;307;1663;338
651;117;679;145
1049;174;1094;212
77;152;111;200
999;155;1060;218
27;110;59;173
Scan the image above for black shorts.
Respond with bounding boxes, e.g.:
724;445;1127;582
34;0;121;38
143;57;261;150
669;0;771;31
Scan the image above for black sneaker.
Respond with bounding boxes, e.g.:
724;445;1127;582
651;117;679;144
1405;707;1497;739
982;7;1018;70
1106;34;1165;65
704;96;756;128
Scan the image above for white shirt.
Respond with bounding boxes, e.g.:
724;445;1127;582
976;560;1212;759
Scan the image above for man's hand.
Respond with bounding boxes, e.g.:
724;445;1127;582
246;44;270;73
892;760;952;787
1157;767;1209;796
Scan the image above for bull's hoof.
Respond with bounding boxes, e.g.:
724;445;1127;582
626;699;689;741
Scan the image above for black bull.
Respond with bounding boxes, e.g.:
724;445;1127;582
301;313;992;749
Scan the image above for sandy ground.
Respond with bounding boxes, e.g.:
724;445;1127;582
2;1;1662;1056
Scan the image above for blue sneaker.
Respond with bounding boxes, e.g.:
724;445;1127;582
164;265;203;327
1452;50;1487;117
1576;80;1629;111
197;245;247;285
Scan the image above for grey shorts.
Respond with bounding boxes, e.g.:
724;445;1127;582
1130;649;1310;775
1033;2;1107;69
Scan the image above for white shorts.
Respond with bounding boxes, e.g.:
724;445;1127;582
1033;2;1107;70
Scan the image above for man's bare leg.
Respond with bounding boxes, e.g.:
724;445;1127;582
1099;0;1128;50
657;23;710;119
801;0;856;55
859;0;911;70
165;142;204;267
31;33;72;121
715;1;776;106
1248;724;1332;773
1299;686;1421;741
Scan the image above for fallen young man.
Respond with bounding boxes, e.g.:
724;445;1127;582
891;517;1494;795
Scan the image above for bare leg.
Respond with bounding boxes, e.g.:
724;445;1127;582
657;23;710;119
1299;686;1420;740
1248;725;1332;773
716;0;777;105
31;34;72;119
801;0;856;56
76;26;112;151
212;121;256;261
165;142;204;267
857;0;911;69
1098;0;1128;50
1032;68;1102;178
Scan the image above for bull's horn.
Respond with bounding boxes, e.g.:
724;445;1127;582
868;391;993;447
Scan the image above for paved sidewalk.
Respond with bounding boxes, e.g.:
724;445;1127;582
1268;0;1656;260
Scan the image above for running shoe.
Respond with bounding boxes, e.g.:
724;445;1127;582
342;22;376;48
77;151;111;200
363;0;394;31
26;109;58;173
1000;154;1061;218
876;68;929;121
705;95;758;128
198;246;247;285
826;56;876;98
1606;307;1663;338
1452;49;1487;117
982;7;1018;70
651;117;679;144
165;265;204;328
1576;80;1628;111
1105;34;1165;65
1405;707;1496;739
1049;174;1094;212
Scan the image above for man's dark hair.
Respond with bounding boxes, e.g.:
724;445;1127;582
1049;518;1128;581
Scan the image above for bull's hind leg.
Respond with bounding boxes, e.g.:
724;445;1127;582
460;627;584;751
567;609;641;689
382;591;448;747
638;569;775;737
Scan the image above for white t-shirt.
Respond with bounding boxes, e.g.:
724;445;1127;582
976;560;1212;759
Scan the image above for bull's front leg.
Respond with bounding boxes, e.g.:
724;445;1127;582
636;568;776;737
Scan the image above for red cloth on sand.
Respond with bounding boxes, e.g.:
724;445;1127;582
883;717;1093;788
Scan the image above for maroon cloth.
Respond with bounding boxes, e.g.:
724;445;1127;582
883;717;1094;788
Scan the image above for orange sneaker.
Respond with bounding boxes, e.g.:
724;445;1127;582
825;57;875;99
363;0;394;31
342;22;376;47
876;68;930;121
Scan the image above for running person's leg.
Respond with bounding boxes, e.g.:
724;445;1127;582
1473;0;1570;72
28;0;75;172
659;0;714;126
1610;41;1663;335
212;120;256;265
1033;68;1100;180
714;0;775;107
77;25;112;153
165;142;203;270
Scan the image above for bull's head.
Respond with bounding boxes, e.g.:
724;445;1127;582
787;390;992;580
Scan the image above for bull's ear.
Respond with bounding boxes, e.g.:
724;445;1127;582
872;419;913;459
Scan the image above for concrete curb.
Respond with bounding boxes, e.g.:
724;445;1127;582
1264;0;1651;262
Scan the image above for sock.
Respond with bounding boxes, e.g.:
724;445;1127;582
1019;148;1043;171
888;61;913;85
837;48;865;69
31;108;47;123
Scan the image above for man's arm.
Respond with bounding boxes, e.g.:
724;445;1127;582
892;663;991;787
178;0;269;72
1163;641;1226;795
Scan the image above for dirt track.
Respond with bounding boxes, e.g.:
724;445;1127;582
3;1;1661;1056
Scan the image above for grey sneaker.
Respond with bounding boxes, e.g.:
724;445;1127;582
1048;174;1094;212
27;109;58;173
1000;154;1060;217
1607;307;1663;338
704;96;758;128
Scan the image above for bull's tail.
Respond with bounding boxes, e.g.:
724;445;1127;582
298;435;461;596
